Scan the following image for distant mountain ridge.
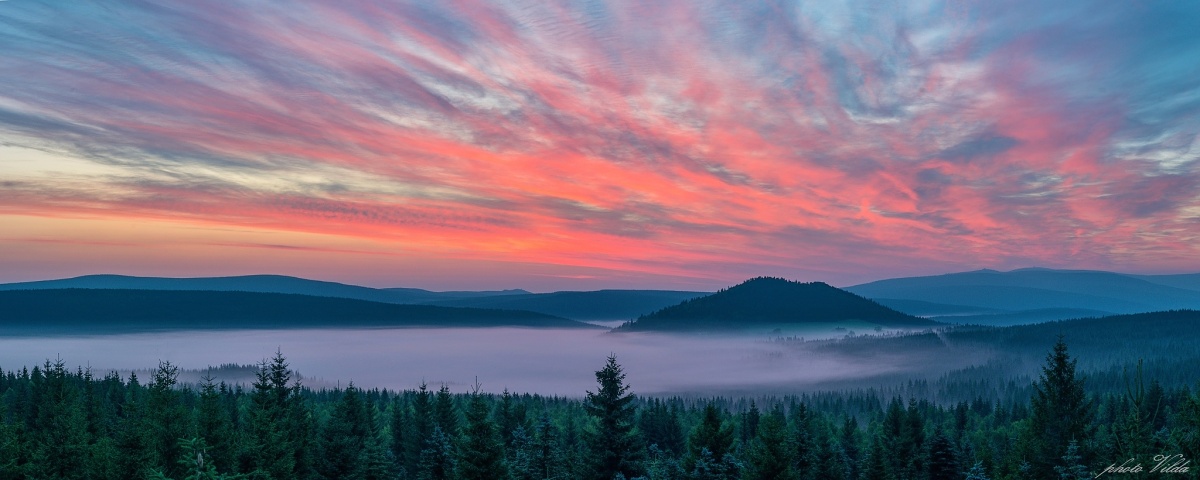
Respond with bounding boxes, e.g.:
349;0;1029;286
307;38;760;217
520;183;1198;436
846;268;1200;323
0;274;526;304
422;290;706;320
0;275;701;321
6;268;1200;327
0;289;600;333
616;277;937;331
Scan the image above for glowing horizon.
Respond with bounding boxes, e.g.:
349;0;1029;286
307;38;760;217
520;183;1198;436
2;1;1199;291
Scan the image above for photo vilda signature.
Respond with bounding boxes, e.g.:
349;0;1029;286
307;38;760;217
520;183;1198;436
1096;454;1191;477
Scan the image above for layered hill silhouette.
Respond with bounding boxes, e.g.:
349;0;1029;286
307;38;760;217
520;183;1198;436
0;289;600;333
0;275;699;320
846;268;1200;324
810;309;1200;371
421;290;706;320
7;268;1200;328
0;274;527;304
615;277;937;331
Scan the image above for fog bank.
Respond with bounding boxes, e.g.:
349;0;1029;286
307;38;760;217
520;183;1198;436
0;328;978;396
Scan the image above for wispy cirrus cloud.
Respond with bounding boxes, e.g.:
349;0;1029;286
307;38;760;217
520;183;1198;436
1;0;1199;289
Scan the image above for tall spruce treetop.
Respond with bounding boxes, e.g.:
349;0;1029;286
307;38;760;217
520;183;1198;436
247;351;308;479
459;385;507;480
584;354;642;480
1026;336;1095;478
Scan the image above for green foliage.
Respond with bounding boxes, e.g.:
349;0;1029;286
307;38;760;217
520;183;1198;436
2;341;1197;480
148;437;247;480
316;384;376;479
743;407;796;480
147;361;192;478
1054;440;1090;480
530;414;569;480
404;381;435;477
458;387;507;480
1022;336;1095;478
584;354;643;480
196;374;236;474
417;425;457;480
0;397;24;479
927;428;958;480
641;397;686;456
964;461;990;480
434;384;459;437
244;351;311;479
28;359;88;480
620;277;926;331
685;404;736;469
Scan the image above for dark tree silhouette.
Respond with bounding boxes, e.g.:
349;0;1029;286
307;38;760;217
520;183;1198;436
583;355;642;480
1023;337;1094;478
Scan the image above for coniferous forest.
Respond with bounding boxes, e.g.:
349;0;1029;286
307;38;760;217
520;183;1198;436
1;340;1198;480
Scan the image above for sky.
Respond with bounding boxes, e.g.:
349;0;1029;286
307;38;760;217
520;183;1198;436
2;0;1199;292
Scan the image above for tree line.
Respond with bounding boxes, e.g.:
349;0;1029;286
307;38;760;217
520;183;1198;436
1;339;1199;479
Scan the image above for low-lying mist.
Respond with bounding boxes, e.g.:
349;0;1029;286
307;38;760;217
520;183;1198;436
0;327;983;396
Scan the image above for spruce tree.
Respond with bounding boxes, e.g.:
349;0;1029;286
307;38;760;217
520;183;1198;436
405;382;435;477
963;461;990;480
509;426;535;480
900;400;926;480
840;416;860;480
84;370;121;479
115;371;152;478
686;404;735;466
927;428;958;480
685;403;738;479
496;388;529;448
434;384;459;438
389;396;410;470
317;384;372;479
196;374;234;474
458;386;507;480
858;432;891;480
354;436;396;480
741;401;761;447
583;354;643;480
0;403;21;479
244;352;309;479
147;437;246;480
146;361;191;478
1171;385;1200;469
743;406;797;480
640;398;685;456
690;448;741;480
28;358;88;480
813;436;847;480
1054;440;1090;480
1114;360;1157;461
532;413;567;480
1024;337;1094;478
788;402;817;476
417;425;457;480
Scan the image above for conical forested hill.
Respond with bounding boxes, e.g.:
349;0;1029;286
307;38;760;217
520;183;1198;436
616;277;936;331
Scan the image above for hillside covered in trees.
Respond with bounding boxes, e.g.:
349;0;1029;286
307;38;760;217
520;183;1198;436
2;338;1197;480
0;289;599;333
617;277;936;332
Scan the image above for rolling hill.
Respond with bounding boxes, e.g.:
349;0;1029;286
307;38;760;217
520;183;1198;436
0;274;526;304
847;268;1200;319
421;289;707;320
0;275;700;320
0;289;601;333
615;277;937;331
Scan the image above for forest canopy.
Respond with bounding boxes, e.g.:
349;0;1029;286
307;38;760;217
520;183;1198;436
1;338;1198;480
